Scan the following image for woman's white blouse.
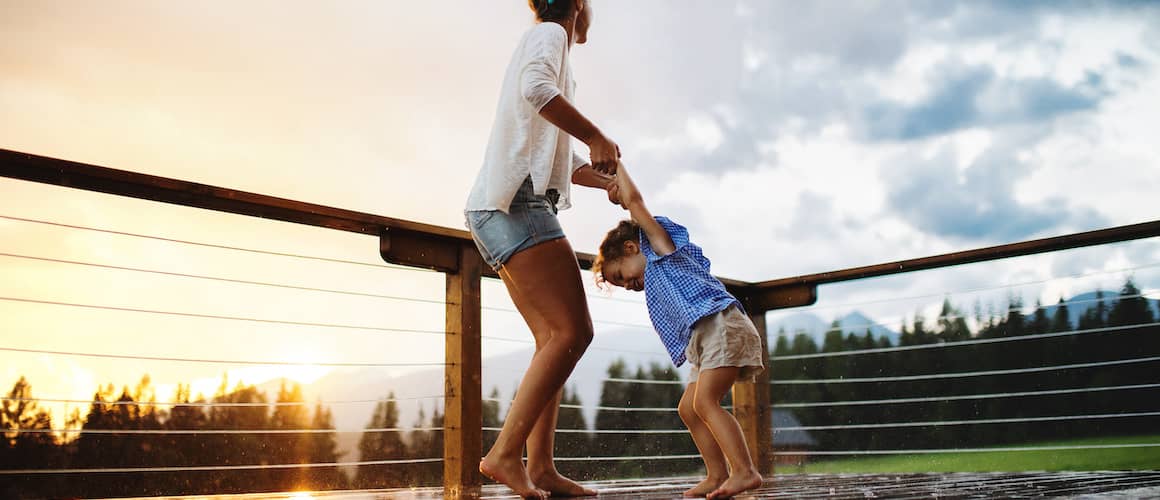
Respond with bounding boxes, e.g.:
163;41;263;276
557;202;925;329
465;22;587;214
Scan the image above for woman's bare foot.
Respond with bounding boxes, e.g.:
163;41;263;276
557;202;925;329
707;468;762;499
480;456;549;499
531;469;596;497
683;475;725;497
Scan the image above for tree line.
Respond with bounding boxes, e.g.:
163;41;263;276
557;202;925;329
4;278;1154;497
771;278;1160;453
1;376;351;498
2;361;706;497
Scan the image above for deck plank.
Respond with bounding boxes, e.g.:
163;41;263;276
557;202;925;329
109;472;1160;499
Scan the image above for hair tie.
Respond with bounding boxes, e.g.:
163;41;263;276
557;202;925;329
547;0;555;4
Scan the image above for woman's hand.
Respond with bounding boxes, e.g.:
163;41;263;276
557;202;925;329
587;133;620;176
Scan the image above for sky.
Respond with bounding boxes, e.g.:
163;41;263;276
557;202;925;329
2;0;1159;432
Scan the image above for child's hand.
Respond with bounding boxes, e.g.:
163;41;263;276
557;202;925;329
606;180;626;208
614;163;643;207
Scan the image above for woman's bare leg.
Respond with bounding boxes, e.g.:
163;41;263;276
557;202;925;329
677;381;728;497
501;261;596;496
692;367;763;500
479;238;594;498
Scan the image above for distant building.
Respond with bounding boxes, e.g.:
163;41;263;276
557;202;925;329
772;410;817;468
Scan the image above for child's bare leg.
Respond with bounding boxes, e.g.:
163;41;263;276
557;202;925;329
693;367;763;500
677;381;728;497
480;239;594;499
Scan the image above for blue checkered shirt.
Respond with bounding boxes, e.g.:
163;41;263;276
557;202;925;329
642;216;741;367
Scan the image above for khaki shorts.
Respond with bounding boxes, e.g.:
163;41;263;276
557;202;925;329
686;305;766;384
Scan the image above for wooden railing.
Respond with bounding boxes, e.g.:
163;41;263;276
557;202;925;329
3;148;1159;497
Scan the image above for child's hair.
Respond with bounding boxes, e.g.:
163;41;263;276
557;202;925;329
592;219;641;288
528;0;576;23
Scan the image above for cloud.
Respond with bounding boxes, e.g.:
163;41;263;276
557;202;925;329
884;128;1109;241
864;64;1106;141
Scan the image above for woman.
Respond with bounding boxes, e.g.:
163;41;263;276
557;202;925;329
463;0;618;497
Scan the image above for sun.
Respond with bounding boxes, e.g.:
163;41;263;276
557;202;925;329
271;348;334;385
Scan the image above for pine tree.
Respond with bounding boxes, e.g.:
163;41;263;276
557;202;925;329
594;359;636;477
555;385;592;476
773;333;790;356
1002;294;1025;337
1109;278;1154;327
270;380;310;489
305;403;347;490
937;298;971;341
162;383;208;493
1028;299;1050;336
355;393;407;488
1050;297;1072;333
206;376;271;493
481;387;503;454
0;376;59;496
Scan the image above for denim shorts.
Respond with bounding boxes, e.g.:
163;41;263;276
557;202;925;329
465;177;565;272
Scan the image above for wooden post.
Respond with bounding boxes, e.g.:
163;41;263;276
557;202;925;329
444;244;483;498
732;310;774;475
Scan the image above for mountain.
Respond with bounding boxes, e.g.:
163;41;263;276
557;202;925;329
837;311;901;344
279;327;680;462
1040;290;1160;329
768;310;900;345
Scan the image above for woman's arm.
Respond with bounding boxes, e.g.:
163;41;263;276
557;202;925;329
572;163;622;206
616;163;676;256
520;27;619;174
572;163;624;206
539;96;619;175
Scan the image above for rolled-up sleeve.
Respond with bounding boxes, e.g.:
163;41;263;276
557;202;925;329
571;150;588;173
520;25;567;111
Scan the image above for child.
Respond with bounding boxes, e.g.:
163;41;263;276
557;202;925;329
594;163;765;499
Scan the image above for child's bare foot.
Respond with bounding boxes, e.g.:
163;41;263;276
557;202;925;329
707;468;762;499
683;476;725;497
480;456;549;499
531;469;596;497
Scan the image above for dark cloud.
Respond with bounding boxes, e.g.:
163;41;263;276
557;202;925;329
865;65;1104;141
865;67;991;141
1116;52;1142;68
884;130;1108;242
622;0;1147;178
742;1;915;69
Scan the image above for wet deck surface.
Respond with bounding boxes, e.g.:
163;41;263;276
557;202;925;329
117;471;1160;499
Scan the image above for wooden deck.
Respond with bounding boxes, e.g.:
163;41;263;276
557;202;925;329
112;471;1160;499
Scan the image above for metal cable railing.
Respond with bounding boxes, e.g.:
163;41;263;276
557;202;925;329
0;346;446;368
0;458;444;475
0;214;437;274
0;176;451;489
0;251;449;305
1;394;444;407
775;382;1160;408
779;258;1160;315
4;151;1159;495
774;289;1159;340
771;321;1160;360
772;355;1160;384
774;443;1160;456
0;296;446;336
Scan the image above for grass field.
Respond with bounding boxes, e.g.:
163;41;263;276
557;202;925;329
787;435;1160;474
